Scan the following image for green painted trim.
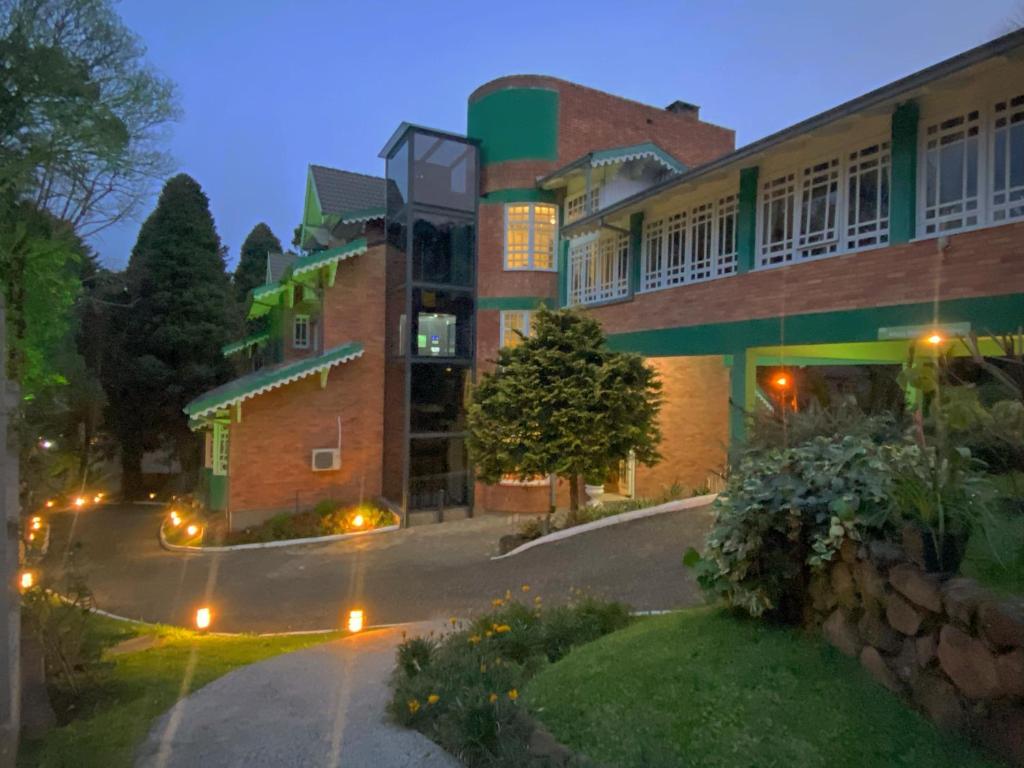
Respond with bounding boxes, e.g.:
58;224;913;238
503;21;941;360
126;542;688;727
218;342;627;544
480;188;557;204
727;349;756;446
339;207;385;224
477;296;555;311
208;472;227;512
736;166;759;273
591;142;685;173
468;87;559;166
221;330;270;357
289;238;367;278
606;293;1024;357
629;212;644;295
890;101;919;244
558;239;569;308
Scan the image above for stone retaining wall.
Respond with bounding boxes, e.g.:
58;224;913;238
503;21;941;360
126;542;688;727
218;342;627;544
808;528;1023;766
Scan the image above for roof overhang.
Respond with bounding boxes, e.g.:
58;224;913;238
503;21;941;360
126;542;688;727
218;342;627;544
185;342;365;419
561;26;1024;237
290;237;367;279
538;142;685;190
221;330;270;357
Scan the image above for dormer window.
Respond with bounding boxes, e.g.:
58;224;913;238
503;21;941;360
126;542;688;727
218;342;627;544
293;314;310;349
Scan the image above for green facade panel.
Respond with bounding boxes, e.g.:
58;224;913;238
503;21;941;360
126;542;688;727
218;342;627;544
736;166;759;273
480;188;557;204
890;101;920;244
468;88;559;166
477;296;554;311
629;212;644;295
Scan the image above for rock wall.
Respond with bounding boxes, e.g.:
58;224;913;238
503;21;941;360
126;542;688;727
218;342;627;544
808;529;1023;766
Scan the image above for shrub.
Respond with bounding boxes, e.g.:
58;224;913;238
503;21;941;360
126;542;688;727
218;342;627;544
389;593;630;767
693;434;897;621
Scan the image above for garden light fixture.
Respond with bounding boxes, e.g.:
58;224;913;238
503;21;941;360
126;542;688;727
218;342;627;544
45;500;54;509
170;510;181;527
773;374;789;389
925;333;944;346
352;514;365;528
186;524;200;538
19;571;34;591
347;609;365;633
148;492;157;500
74;496;86;508
195;607;211;630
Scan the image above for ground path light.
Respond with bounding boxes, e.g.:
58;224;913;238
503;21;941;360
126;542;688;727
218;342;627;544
74;496;86;508
19;571;34;591
186;524;200;538
195;607;211;630
347;609;365;633
44;500;53;509
352;513;365;528
30;516;41;531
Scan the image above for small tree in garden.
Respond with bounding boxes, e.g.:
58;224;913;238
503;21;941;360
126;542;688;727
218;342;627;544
467;307;662;522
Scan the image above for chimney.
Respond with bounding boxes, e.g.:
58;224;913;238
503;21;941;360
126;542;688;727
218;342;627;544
665;100;700;120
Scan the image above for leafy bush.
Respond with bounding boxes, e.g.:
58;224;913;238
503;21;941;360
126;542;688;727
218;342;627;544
389;593;630;767
223;501;395;545
693;434;897;620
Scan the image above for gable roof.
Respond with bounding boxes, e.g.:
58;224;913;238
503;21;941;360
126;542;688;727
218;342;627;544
265;251;296;283
309;165;386;216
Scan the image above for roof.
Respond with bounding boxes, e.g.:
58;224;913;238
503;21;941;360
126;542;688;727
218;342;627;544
290;238;367;279
265;251;296;283
378;121;475;160
309;165;386;216
538;142;686;189
222;330;270;357
562;26;1024;237
185;342;364;419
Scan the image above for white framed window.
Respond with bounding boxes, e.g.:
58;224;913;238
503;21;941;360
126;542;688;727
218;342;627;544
565;186;601;224
212;423;229;476
758;172;797;267
846;142;890;250
504;203;557;270
991;93;1024;223
568;232;629;306
921;110;982;235
642;194;739;291
499;310;531;348
293;314;310;348
797;157;840;259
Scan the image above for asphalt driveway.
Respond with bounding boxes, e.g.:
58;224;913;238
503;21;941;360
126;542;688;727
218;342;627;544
44;501;714;633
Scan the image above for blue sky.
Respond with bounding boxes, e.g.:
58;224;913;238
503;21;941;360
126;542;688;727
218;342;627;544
92;0;1021;269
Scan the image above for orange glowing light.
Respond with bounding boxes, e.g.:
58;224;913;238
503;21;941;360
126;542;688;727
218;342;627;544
169;511;181;527
28;533;35;542
186;524;199;538
31;516;42;530
352;514;365;528
74;496;86;508
19;571;34;590
148;492;157;500
93;495;101;503
926;333;944;346
347;609;365;633
774;375;790;389
45;500;54;509
195;607;211;630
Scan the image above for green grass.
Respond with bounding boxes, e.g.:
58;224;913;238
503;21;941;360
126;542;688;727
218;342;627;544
19;613;340;768
525;609;998;768
961;474;1024;595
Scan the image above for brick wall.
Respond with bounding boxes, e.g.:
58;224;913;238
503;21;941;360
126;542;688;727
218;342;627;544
634;356;729;498
225;243;386;528
587;221;1024;337
477;204;558;300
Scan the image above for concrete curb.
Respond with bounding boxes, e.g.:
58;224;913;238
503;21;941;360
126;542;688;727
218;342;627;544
158;517;400;554
490;493;718;561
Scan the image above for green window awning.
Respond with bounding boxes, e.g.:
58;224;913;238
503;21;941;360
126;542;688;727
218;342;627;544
290;237;367;279
221;330;270;357
184;341;364;419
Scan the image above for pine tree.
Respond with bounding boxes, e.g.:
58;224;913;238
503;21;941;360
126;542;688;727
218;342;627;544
233;222;282;302
107;174;239;497
467;307;662;521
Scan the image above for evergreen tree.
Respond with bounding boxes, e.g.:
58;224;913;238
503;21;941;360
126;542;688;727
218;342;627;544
233;222;281;302
467;307;662;521
107;174;239;497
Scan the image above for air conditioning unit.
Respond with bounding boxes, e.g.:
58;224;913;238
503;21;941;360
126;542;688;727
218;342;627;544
311;448;340;472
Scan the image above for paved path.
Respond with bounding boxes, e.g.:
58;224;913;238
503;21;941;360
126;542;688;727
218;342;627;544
135;623;458;768
45;502;713;633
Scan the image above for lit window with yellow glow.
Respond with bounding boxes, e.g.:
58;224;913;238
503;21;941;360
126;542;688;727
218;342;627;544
504;203;557;270
499;310;532;349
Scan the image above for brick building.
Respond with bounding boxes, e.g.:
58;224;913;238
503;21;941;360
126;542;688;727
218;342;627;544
187;29;1024;529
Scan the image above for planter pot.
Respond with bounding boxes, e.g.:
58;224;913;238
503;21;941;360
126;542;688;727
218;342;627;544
584;484;604;507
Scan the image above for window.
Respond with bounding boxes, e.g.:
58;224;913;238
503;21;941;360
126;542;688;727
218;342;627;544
293;314;309;349
797;158;840;258
922;110;981;235
504;203;557;270
846;142;890;249
992;93;1024;223
212;423;229;476
758;172;796;266
568;232;629;305
641;194;739;291
565;186;601;223
499;310;531;348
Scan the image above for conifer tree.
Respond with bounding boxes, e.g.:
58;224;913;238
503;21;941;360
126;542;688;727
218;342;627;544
467;307;662;521
233;222;282;302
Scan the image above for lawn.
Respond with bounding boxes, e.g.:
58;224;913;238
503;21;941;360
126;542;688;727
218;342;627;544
19;612;340;768
525;609;998;768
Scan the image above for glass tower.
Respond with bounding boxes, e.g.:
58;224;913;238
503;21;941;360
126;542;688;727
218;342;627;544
380;124;478;517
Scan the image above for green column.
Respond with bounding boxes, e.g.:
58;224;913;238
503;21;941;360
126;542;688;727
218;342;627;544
890;100;919;244
629;211;644;295
728;349;756;448
557;239;569;308
736;167;759;273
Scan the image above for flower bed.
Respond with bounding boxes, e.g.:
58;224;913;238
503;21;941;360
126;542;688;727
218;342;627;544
389;590;630;767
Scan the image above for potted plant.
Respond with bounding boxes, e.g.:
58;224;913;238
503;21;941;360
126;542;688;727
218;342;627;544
584;469;606;508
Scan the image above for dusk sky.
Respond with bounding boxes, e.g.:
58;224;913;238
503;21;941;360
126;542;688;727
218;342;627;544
92;0;1021;270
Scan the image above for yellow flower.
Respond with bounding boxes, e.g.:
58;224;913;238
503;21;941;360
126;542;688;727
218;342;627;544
489;692;498;703
534;596;542;604
427;694;440;705
407;698;420;714
492;598;504;607
495;624;511;633
449;616;458;626
507;689;519;701
521;584;530;592
468;634;481;645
